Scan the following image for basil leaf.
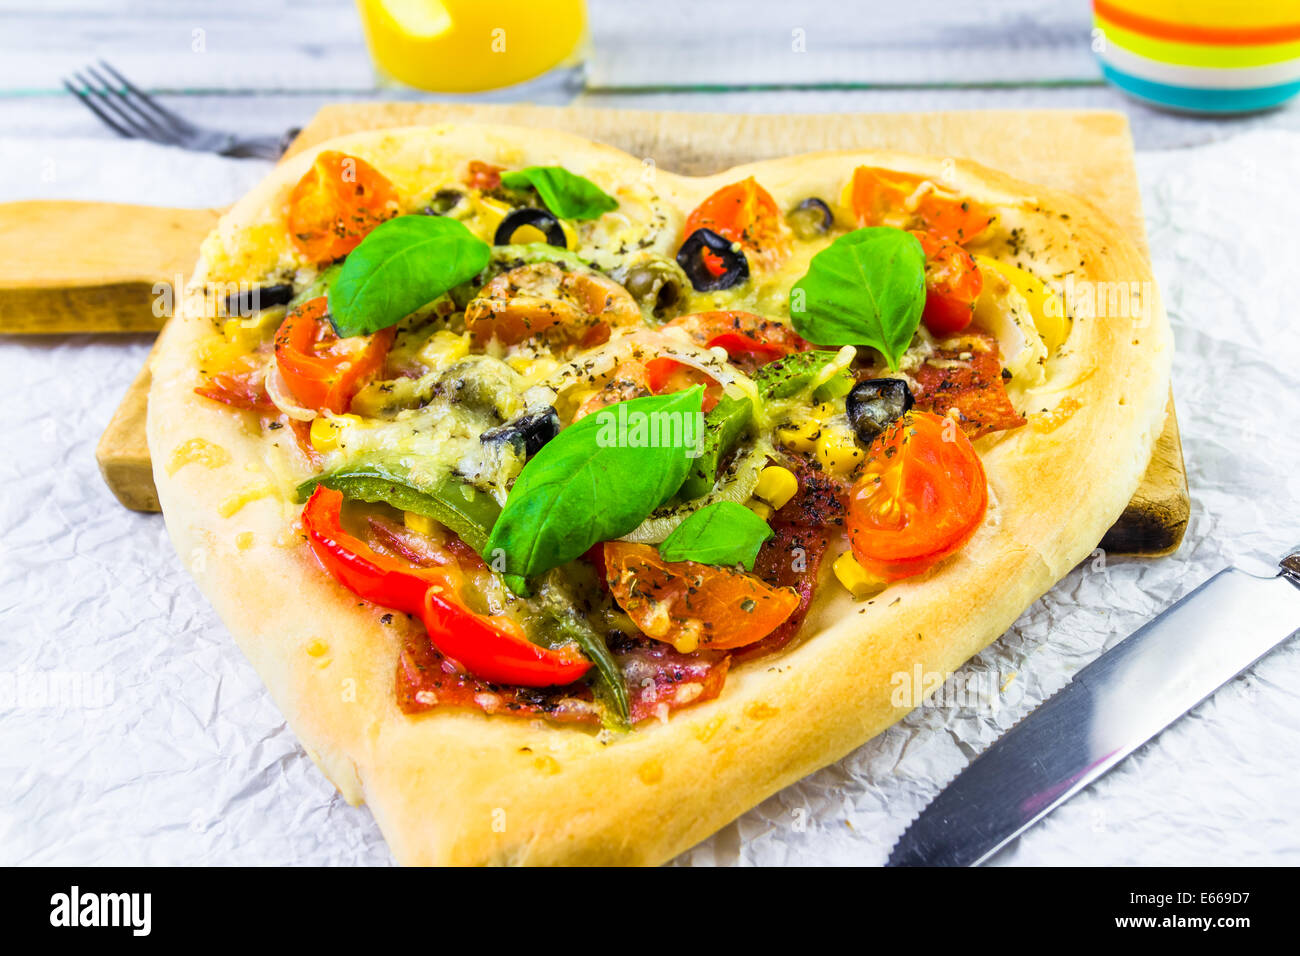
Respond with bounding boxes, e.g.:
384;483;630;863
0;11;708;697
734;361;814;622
789;227;925;372
658;501;773;571
487;387;705;580
328;215;490;337
499;166;618;221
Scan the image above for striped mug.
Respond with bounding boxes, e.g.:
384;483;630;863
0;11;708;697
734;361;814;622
1093;0;1300;112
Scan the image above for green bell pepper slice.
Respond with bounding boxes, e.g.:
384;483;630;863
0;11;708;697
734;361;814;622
676;393;753;501
753;349;853;402
295;463;500;556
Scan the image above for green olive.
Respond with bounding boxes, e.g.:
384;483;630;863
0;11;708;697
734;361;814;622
424;188;464;216
622;258;687;316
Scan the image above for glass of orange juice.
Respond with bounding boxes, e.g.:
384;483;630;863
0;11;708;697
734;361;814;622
356;0;588;96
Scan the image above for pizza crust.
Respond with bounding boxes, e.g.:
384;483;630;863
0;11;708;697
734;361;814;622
148;123;1171;865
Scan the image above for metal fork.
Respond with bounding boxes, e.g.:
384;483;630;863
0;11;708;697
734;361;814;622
63;61;297;160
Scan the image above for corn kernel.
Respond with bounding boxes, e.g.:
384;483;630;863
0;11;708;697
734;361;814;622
404;511;436;536
833;551;883;600
504;354;559;385
755;466;798;510
776;420;820;453
747;500;774;521
309;414;359;453
816;427;864;475
417;330;470;368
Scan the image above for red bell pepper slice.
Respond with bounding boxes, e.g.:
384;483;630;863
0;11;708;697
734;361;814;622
302;486;442;616
421;589;591;688
301;487;591;687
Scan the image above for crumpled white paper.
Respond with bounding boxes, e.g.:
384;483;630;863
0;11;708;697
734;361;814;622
2;130;1298;866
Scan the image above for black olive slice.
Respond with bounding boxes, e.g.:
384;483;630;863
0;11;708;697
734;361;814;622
222;283;294;317
676;228;749;291
481;406;561;459
494;208;567;248
787;197;833;238
846;378;914;444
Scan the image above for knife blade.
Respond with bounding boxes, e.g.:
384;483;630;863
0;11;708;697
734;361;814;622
887;548;1300;867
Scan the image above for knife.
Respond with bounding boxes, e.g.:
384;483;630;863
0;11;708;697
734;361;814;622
887;546;1300;866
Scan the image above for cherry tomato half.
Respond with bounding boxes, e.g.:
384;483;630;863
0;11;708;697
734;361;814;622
847;411;988;582
684;178;793;277
912;230;983;336
287;150;399;264
273;297;394;414
845;166;992;245
604;542;800;652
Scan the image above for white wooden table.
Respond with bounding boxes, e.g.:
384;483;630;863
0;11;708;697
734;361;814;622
2;0;1297;150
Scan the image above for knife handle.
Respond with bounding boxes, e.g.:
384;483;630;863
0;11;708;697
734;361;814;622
0;200;221;334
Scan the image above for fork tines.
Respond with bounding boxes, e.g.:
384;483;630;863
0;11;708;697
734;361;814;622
62;60;194;147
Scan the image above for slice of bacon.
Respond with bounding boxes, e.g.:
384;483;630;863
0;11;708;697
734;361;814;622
397;629;729;725
465;160;502;192
398;635;603;723
573;361;652;420
735;460;844;661
910;329;1026;439
770;458;848;529
195;368;322;467
367;516;486;570
618;638;730;723
286;418;323;468
737;521;833;662
195;368;272;410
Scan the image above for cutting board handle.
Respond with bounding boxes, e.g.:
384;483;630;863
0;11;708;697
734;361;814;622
0;200;222;333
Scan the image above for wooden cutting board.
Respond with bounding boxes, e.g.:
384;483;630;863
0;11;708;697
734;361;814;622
0;202;223;333
86;103;1187;554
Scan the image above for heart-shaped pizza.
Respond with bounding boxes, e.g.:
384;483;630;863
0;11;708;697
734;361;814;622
148;123;1170;864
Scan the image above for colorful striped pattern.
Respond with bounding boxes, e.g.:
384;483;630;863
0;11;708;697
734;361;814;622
1094;0;1300;112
